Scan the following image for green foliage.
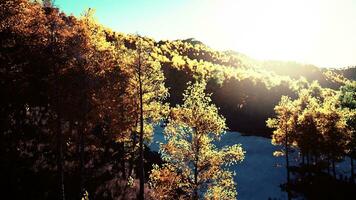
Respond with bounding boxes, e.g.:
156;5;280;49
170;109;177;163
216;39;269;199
339;82;356;109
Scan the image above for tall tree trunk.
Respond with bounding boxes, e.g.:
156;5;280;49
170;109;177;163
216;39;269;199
307;151;312;177
79;123;85;197
57;117;65;200
193;161;199;200
121;143;126;179
138;50;145;200
285;134;290;183
193;133;200;200
351;157;354;183
332;160;336;178
50;15;65;200
128;131;137;178
79;65;88;198
285;131;291;200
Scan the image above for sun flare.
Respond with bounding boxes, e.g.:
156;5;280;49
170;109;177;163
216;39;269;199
201;0;356;67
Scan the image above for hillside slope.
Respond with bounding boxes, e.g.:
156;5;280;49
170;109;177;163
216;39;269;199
157;39;355;136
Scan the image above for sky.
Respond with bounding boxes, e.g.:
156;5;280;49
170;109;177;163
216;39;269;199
55;0;356;68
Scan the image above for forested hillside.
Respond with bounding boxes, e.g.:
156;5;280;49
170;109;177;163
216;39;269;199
158;40;355;136
1;1;355;199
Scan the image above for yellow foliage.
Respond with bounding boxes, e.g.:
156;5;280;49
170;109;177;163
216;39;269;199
150;81;244;199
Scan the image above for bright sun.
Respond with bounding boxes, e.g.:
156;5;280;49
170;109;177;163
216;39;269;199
208;0;323;63
173;0;356;67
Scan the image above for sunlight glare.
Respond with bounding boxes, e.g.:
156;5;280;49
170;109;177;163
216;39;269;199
210;0;325;63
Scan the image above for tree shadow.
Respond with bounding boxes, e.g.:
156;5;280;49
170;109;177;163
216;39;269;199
279;165;356;200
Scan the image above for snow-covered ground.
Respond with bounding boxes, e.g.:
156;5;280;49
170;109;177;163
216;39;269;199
150;127;352;200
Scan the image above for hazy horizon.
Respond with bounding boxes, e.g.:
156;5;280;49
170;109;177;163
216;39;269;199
56;0;356;69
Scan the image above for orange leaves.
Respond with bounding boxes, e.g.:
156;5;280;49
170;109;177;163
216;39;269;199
149;164;183;200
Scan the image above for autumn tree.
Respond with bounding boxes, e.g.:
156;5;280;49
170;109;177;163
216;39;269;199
0;1;137;199
339;82;356;182
0;1;77;199
125;36;169;199
294;84;322;167
268;80;353;182
314;95;350;177
150;81;244;200
266;95;297;195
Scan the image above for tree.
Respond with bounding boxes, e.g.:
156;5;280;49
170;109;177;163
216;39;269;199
339;82;356;182
294;87;321;167
129;36;169;199
315;96;350;177
0;2;136;199
150;81;244;200
267;96;297;186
